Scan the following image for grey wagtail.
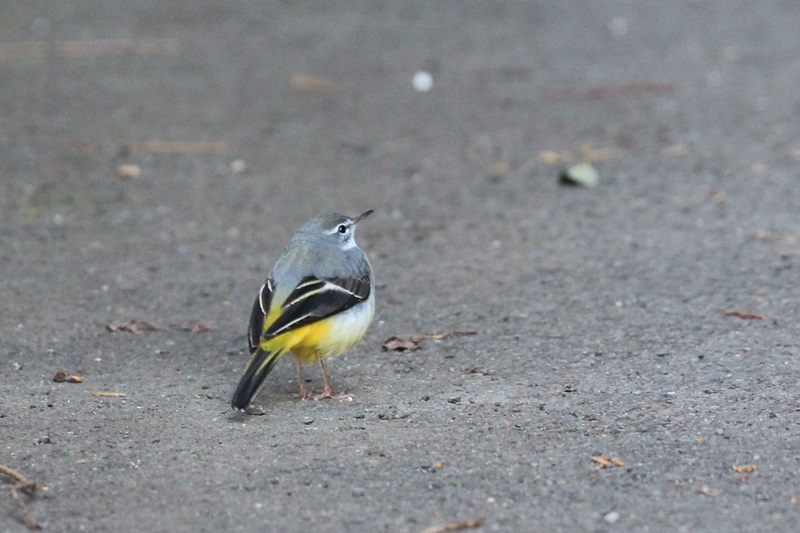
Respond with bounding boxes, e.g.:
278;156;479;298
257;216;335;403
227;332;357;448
231;210;375;410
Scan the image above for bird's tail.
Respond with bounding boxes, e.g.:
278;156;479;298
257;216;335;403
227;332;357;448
231;347;284;410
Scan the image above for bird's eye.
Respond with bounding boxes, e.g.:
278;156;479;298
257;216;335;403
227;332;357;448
337;224;348;234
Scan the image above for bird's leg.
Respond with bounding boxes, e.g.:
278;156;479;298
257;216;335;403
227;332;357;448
312;359;350;400
294;356;311;400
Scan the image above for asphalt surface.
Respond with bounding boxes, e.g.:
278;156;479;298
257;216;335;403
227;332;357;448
2;2;799;532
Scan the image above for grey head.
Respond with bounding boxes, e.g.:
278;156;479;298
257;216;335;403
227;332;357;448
292;209;373;250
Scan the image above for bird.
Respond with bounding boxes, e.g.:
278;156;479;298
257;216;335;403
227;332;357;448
231;210;375;411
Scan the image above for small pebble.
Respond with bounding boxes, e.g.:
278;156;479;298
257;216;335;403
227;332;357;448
302;417;314;425
448;396;461;404
604;511;620;524
413;71;433;92
244;405;266;416
116;164;142;180
559;162;599;187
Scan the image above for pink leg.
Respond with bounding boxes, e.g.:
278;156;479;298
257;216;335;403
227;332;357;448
312;359;350;400
294;356;311;399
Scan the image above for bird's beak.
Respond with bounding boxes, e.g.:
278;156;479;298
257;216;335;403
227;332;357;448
353;209;374;224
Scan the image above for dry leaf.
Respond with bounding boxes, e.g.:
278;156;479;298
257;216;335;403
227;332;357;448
53;370;83;383
732;464;757;473
382;331;478;352
106;320;165;335
382;336;421;352
184;321;216;333
591;455;624;469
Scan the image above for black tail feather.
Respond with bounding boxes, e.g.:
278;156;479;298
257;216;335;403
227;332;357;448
231;348;282;410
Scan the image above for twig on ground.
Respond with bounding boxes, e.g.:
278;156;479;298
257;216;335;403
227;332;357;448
1;464;45;530
420;518;485;533
722;310;765;320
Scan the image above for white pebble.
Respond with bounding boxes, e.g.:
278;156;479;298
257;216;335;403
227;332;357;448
604;511;620;524
413;71;433;92
560;162;599;187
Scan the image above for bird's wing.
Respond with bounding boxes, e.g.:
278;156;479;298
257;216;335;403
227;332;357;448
247;278;274;353
262;273;371;340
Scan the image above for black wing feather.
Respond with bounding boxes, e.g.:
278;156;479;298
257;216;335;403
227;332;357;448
263;273;371;339
247;279;272;353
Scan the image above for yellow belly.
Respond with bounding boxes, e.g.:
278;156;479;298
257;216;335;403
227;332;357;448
259;297;374;364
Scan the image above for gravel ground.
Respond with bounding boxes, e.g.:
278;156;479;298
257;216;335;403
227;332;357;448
1;2;799;532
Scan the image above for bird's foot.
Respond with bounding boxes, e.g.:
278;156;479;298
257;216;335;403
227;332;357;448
312;386;350;401
298;383;313;400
